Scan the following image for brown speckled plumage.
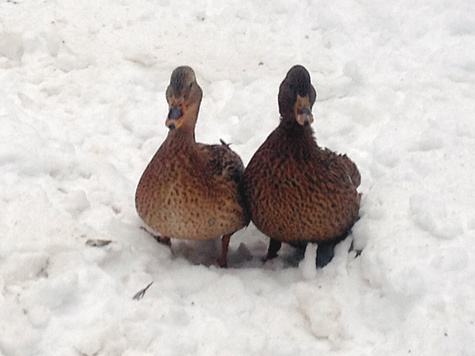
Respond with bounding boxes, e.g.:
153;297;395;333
135;66;249;266
243;65;361;267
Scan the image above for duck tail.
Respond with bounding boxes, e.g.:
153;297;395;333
219;139;231;147
341;155;361;188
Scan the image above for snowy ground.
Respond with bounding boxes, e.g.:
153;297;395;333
1;0;474;354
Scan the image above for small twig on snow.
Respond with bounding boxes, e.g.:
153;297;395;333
86;239;112;247
133;282;154;300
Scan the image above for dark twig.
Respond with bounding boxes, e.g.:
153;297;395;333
133;282;154;300
86;239;112;247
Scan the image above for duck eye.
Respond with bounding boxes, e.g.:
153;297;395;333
189;83;193;89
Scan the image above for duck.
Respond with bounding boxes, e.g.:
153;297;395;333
135;66;250;267
243;65;361;267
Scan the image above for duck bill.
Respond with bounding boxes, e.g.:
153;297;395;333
165;106;184;130
296;110;314;126
295;95;314;126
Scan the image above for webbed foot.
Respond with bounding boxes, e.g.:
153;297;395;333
218;234;231;268
141;227;172;247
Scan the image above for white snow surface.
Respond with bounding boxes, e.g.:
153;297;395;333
1;0;474;355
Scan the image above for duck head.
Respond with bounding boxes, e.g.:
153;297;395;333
165;66;203;131
278;65;317;127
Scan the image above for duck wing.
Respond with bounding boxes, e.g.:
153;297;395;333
319;148;361;189
198;140;250;225
198;140;245;184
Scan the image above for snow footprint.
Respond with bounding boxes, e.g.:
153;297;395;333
409;193;463;240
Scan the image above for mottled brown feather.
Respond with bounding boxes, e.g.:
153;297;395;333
135;67;249;242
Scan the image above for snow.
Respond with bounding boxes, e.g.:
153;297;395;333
1;0;474;354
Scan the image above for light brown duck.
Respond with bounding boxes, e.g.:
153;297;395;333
135;66;249;267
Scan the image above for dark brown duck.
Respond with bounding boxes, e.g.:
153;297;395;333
243;65;361;267
135;66;250;267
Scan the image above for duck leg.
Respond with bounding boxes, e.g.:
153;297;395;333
264;238;282;261
316;241;337;268
218;234;232;268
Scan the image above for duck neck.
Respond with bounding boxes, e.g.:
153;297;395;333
278;115;314;140
165;125;196;151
